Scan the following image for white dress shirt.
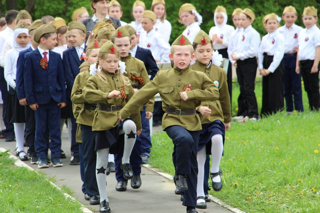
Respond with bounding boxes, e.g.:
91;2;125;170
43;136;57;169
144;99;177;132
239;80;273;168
4;48;18;89
75;43;86;60
92;14;110;23
278;24;302;54
298;24;320;61
209;24;235;50
130;44;138;58
38;47;50;62
228;27;243;64
52;44;67;59
234;25;261;60
0;27;14;67
139;29;170;63
258;30;285;72
130;21;145;37
154;19;172;43
120;20;127;26
182;22;201;43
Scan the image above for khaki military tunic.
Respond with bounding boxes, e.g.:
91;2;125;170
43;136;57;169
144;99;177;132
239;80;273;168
120;66;220;131
121;54;154;112
191;61;231;124
83;69;141;131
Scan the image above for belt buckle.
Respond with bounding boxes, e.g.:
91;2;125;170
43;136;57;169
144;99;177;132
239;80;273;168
111;105;116;111
175;109;181;115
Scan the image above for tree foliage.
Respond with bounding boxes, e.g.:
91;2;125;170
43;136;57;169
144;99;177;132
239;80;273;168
1;0;320;43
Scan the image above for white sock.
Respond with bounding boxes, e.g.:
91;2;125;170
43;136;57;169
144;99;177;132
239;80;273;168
14;123;25;155
122;120;136;164
210;134;223;182
197;147;206;199
96;148;109;202
108;154;114;163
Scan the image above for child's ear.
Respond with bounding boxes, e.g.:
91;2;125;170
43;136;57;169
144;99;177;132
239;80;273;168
82;32;86;40
169;53;173;60
191;54;195;60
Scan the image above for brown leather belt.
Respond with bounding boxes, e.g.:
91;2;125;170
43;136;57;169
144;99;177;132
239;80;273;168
83;103;96;110
166;107;196;115
97;104;122;111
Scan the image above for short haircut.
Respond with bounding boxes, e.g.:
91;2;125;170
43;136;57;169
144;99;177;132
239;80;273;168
5;10;19;25
111;36;131;44
170;45;194;55
57;25;68;35
192;42;213;51
242;13;252;20
40;32;56;41
0;17;6;27
41;15;55;24
109;5;123;12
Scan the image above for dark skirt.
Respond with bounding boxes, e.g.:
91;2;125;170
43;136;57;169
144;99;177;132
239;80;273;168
198;120;225;154
4;87;25;123
94;120;125;154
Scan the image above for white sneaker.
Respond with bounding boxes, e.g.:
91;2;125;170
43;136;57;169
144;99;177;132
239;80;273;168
239;116;249;123
232;115;244;121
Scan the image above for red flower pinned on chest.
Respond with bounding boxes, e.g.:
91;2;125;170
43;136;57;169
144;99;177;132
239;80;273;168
272;39;275;44
120;86;127;99
220;34;224;39
40;58;48;69
294;33;298;39
183;84;192;91
242;35;245;41
305;37;309;42
147;43;151;48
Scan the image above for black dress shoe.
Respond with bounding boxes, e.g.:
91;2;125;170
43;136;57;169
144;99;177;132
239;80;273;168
211;169;223;191
131;175;141;189
205;194;211;202
60;149;66;159
70;155;80;165
196;196;207;209
100;200;111;213
115;181;127;191
90;195;100;205
180;194;184;201
174;175;188;190
175;187;182;195
121;163;133;179
84;194;90;201
186;208;198;213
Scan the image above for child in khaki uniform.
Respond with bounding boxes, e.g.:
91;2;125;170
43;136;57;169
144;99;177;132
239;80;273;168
83;41;141;212
120;34;219;213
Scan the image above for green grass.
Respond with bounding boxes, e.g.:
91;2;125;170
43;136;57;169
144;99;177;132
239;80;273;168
150;79;320;213
0;151;83;213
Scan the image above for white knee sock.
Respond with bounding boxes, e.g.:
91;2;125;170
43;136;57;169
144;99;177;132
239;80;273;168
14;123;25;157
210;134;223;182
122;120;136;164
108;154;114;163
197;147;206;201
96;148;109;202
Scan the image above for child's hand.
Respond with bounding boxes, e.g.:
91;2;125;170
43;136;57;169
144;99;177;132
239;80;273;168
311;65;319;73
265;69;271;76
133;88;139;93
19;98;28;106
120;115;124;121
137;129;142;136
212;34;218;42
107;90;121;98
231;53;238;61
216;37;223;44
145;111;153;120
58;102;66;108
295;66;300;74
224;122;231;131
179;91;188;101
198;106;211;116
30;103;39;111
86;31;94;46
259;69;265;76
234;62;237;68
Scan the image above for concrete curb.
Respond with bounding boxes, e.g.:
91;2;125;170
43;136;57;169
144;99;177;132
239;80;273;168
0;148;92;213
142;164;246;213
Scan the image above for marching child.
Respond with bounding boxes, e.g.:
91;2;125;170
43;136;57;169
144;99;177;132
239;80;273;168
71;40;100;205
4;21;31;161
258;13;285;117
130;0;146;37
24;24;66;168
209;6;234;103
120;34;219;213
139;10;170;63
231;8;260;121
179;3;202;43
83;41;141;212
108;0;127;26
63;21;87;165
151;0;171;43
278;6;304;114
296;6;320;111
112;26;154;191
191;30;231;209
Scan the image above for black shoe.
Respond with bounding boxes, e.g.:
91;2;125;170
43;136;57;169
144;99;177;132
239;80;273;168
196;196;207;209
0;130;6;139
180;194;184;201
90;195;100;205
60;149;66;159
205;194;211;202
5;136;14;142
106;165;111;176
174;175;188;190
84;194;90;201
141;154;149;164
17;151;28;161
121;163;133;179
70;155;80;165
115;181;127;191
175;187;182;195
211;169;223;191
30;153;38;164
131;175;141;189
108;162;115;172
187;209;198;213
99;200;111;212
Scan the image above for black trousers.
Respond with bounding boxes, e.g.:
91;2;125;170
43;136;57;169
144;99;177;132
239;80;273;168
299;60;320;111
218;48;232;106
236;57;258;118
25;106;35;153
261;55;284;117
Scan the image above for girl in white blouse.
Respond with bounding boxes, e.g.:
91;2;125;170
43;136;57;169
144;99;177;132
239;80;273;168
130;0;146;38
151;0;172;43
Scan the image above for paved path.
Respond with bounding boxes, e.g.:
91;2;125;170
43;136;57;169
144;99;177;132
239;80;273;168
0;127;235;213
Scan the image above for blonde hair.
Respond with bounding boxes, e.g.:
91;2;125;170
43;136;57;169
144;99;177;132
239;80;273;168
96;52;130;86
151;3;166;22
170;45;194;55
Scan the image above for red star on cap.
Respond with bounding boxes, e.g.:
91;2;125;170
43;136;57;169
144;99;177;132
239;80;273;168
117;30;122;37
201;38;207;45
94;41;99;48
179;36;186;45
109;46;116;53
